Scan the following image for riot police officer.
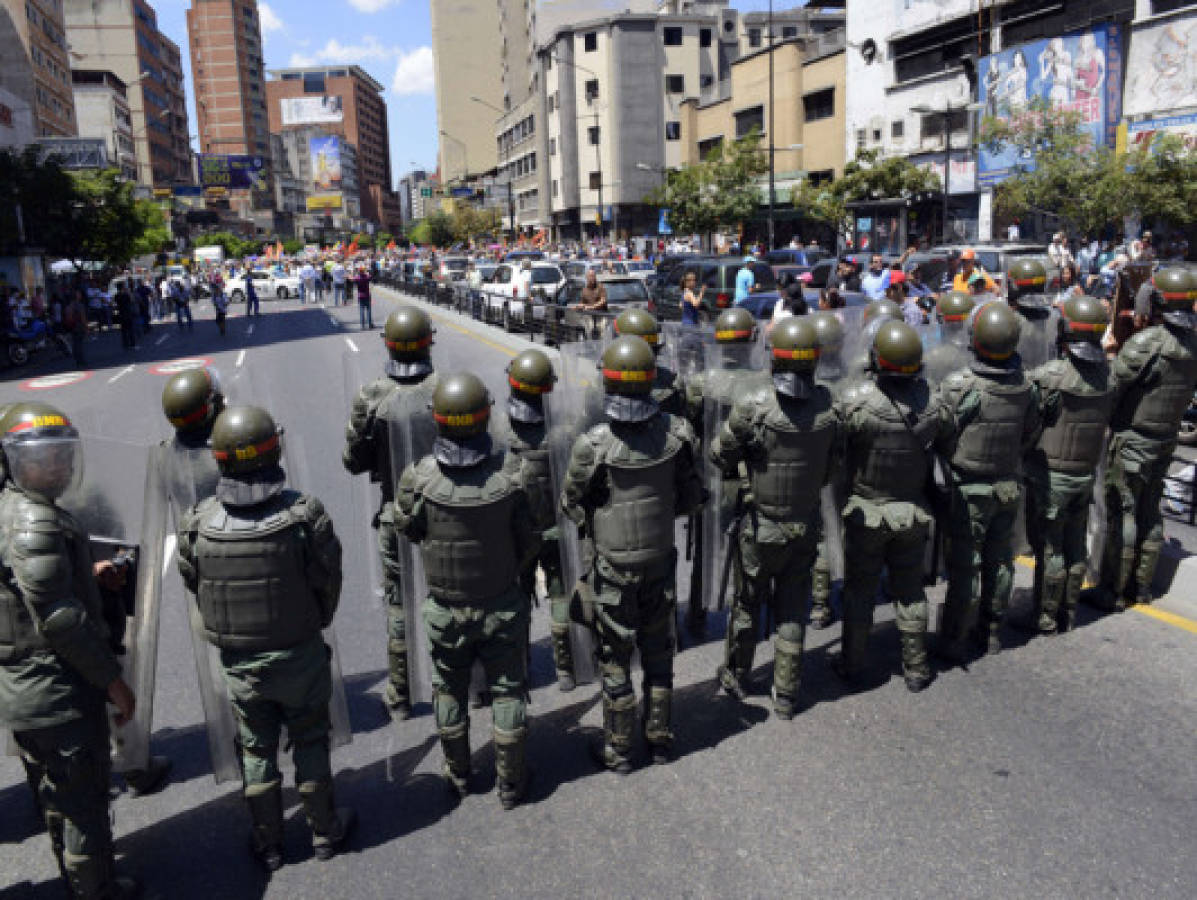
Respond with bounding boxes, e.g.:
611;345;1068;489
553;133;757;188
1085;266;1197;610
1009;258;1057;371
563;336;705;770
343;306;438;720
711;318;840;717
394;374;539;808
0;403;140;898
923;291;975;385
501;350;574;690
162;366;226;448
177;406;352;869
612;307;687;417
834;324;950;691
809;311;847;629
1022;296;1115;634
937;302;1041;659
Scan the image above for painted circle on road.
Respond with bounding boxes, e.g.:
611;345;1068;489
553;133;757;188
19;371;94;391
149;357;212;376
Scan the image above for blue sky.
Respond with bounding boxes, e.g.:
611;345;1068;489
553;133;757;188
153;1;798;187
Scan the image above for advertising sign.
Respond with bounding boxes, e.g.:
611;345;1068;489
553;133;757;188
977;24;1123;187
198;154;268;190
309;136;342;191
1122;17;1197;119
1127;113;1197;154
306;194;343;211
280;95;344;126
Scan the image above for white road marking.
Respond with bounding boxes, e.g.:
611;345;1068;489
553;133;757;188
107;365;134;384
344;337;359;352
235;349;246;368
155;334;169;345
247;324;255;335
161;534;176;578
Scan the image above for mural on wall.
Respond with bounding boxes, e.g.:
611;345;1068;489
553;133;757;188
1123;17;1197;117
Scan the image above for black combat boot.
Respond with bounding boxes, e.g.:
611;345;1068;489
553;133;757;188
244;779;284;871
298;778;356;862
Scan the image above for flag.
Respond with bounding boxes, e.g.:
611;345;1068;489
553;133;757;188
275;240;284;257
386;240;397;251
347;240;358;255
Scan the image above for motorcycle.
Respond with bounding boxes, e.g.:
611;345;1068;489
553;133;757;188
4;319;73;367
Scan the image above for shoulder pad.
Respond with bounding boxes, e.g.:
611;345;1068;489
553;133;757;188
286;491;327;524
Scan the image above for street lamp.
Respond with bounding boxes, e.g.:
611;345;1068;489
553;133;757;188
911;100;982;243
767;0;775;250
469;95;517;242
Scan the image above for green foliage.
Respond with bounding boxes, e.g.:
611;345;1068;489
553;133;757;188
648;131;768;237
450;205;499;243
790;149;941;235
282;238;306;256
424;211;457;248
406;218;430;245
374;231;394;248
196;231;257;259
980;96;1196;235
129;200;172;259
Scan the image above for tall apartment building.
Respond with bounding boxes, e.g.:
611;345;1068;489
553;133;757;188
266;65;399;231
72;69;137;181
187;0;269;158
65;0;191;188
1;0;77;137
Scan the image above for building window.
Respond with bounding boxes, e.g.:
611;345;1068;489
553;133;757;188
855;128;866;151
549;137;556;156
583;32;597;52
748;28;761;48
891;120;904;139
589;171;601;190
872;127;882;143
891;17;991;85
665;121;681;141
700;28;712;48
302;72;325;93
807;169;834;187
697;136;723;159
700;74;714;88
588;125;600;145
734;105;764;138
802;88;834;123
783;26;798;39
552;179;558;197
1150;0;1188;14
665;74;684;94
585;79;599;102
663;27;683;47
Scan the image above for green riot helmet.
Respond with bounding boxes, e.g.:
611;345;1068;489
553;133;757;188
969;300;1022;365
600;335;658;423
1007;257;1047;298
161;366;224;435
870;321;923;377
506;349;556;424
0;402;83;500
770;317;821;399
1152;266;1197;330
432;372;493;440
1058;294;1109;364
862;298;902;327
210;405;283;478
383;306;435;376
936;290;976;325
809;310;844;355
713;307;757;344
612;307;663;352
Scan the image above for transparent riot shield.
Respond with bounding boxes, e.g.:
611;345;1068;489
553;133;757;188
59;435;166;774
662;322;710;383
1017;307;1060;372
923;321;971;385
815;346;850;594
543;340;604;684
838;305;876;383
700;343;770;611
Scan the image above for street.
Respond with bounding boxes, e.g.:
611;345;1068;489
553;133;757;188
1;287;1195;899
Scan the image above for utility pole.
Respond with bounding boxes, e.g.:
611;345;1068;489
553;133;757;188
767;0;776;251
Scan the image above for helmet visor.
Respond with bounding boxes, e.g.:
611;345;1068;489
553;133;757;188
3;433;84;500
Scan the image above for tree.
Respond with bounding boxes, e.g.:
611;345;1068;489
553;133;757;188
129;200;172;259
424;211;456;248
374;231;394;249
196;231;256;260
647;131;768;240
282;238;306;256
790;149;942;238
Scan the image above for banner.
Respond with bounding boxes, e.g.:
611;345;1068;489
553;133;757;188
977;24;1123;187
309;136;342;191
306;194;343;211
198;154;268;190
280;95;344;126
1128;113;1197;154
1122;16;1197;119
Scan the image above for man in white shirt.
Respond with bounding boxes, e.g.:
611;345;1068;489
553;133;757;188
299;261;315;303
331;260;347;305
1047;232;1073;270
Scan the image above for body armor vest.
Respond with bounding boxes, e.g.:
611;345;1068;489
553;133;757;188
194;490;322;651
590;416;683;567
417;455;522;604
847;381;938;504
508;421;554;531
1123;327;1197;439
1036;360;1114;473
747;390;836;521
949;371;1033;479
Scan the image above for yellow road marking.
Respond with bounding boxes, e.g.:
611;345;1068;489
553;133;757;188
429;312;517;358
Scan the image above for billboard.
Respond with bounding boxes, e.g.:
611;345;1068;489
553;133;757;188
1123;17;1197;119
281;95;344;126
198;154;268;190
309;135;342;191
306;194;343;211
1128;113;1197;154
977;24;1123;187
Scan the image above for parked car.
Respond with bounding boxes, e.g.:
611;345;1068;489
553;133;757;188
226;269;301;302
932;243;1060;293
438;256;470;283
654;257;780;322
554;276;654;340
503;249;546;264
765;247;830;268
481;262;567;321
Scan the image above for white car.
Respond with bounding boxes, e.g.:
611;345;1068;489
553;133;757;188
226;269;302;302
481;262;567;319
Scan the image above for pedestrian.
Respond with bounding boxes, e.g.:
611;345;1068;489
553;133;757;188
177;406;354;869
354;266;373;329
734;255;757;305
212;280;229;336
299;260;315;303
861;255;892;300
332;259;347;305
157;277;170;319
681;271;705;325
172;278;194;330
0;403;142;898
115;282;137;349
1048;232;1073;270
64;290;89;366
245;271;260;317
134;279;152;334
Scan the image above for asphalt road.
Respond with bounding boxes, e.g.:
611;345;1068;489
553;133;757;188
1;289;1195;899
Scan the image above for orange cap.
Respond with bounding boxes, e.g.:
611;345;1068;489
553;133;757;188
960;248;976;261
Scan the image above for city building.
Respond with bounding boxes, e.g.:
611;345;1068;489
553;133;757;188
2;0;77;137
71;70;137;181
64;0;192;189
397;169;433;228
845;0;1138;250
186;0;270;158
266;65;399;232
273;125;368;241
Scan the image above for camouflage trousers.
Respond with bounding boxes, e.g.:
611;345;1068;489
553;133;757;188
1099;430;1172;602
942;478;1021;642
1025;466;1096;628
